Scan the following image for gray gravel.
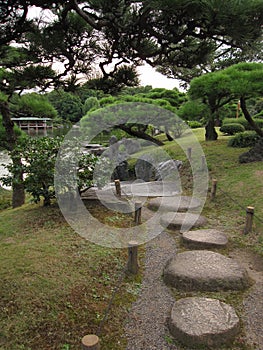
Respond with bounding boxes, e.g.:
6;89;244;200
125;229;178;350
243;283;263;350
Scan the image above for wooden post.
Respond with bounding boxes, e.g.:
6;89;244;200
127;241;139;274
187;147;192;160
134;201;142;225
114;179;121;197
244;206;254;234
210;179;217;200
82;334;100;350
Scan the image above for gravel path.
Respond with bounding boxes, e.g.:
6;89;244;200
125;229;177;350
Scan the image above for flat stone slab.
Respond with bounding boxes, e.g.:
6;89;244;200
169;297;240;348
120;181;180;197
160;212;207;231
147;196;201;212
163;250;250;291
182;229;228;249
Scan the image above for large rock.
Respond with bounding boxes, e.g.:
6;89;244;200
147;196;201;212
135;155;182;182
182;229;228;249
155;159;182;181
169;297;240;348
160;212;207;231
135;154;156;181
163;250;250;291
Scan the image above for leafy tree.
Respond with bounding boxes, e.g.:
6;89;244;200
188;62;263;143
47;89;83;122
10;93;58;119
177;100;209;123
80;94;185;146
1;136;101;206
223;63;263;138
2;0;262;86
82;96;100;115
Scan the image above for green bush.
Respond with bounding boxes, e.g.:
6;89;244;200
254;118;263;129
220;123;245;135
228;131;261;148
223;117;249;129
187;121;203;128
223;117;263;131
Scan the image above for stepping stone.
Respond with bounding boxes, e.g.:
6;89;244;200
121;181;180;197
182;229;228;249
163;250;250;291
160;212;207;231
147;196;201;212
169;297;240;348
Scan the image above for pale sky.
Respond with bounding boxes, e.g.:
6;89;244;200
137;64;181;90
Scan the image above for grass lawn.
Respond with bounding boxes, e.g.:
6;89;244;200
0;127;262;349
0;203;141;350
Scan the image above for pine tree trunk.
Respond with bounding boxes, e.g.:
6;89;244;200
0;101;25;208
205;119;218;141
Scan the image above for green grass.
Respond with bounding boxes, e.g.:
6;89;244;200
0;203;142;350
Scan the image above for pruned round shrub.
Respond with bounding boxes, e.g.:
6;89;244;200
187;121;202;128
223;117;263;131
220;123;245;135
222;117;249;129
228;131;261;148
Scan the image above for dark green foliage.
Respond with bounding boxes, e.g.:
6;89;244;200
187;121;203;129
47;90;83;123
220;123;245;135
10;93;58;119
223;117;263;130
0;115;26;150
223;117;249;129
228;131;261;148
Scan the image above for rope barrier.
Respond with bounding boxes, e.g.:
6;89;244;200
210;177;263;225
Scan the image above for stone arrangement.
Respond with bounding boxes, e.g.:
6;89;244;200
146;192;252;348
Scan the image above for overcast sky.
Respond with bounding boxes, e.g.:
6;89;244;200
137;64;181;90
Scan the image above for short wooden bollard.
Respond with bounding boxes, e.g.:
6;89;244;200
244;206;254;234
187;147;192;160
210;179;217;200
114;179;121;197
127;241;139;274
82;334;100;350
134;201;142;225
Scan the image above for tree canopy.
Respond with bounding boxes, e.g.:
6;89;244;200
1;0;262;84
188;62;263;140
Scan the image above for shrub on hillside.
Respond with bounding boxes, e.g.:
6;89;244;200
220;123;245;135
223;117;249;129
187;121;203;128
228;131;261;148
223;117;263;131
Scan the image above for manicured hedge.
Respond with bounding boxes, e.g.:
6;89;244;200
228;131;261;148
220;123;245;135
